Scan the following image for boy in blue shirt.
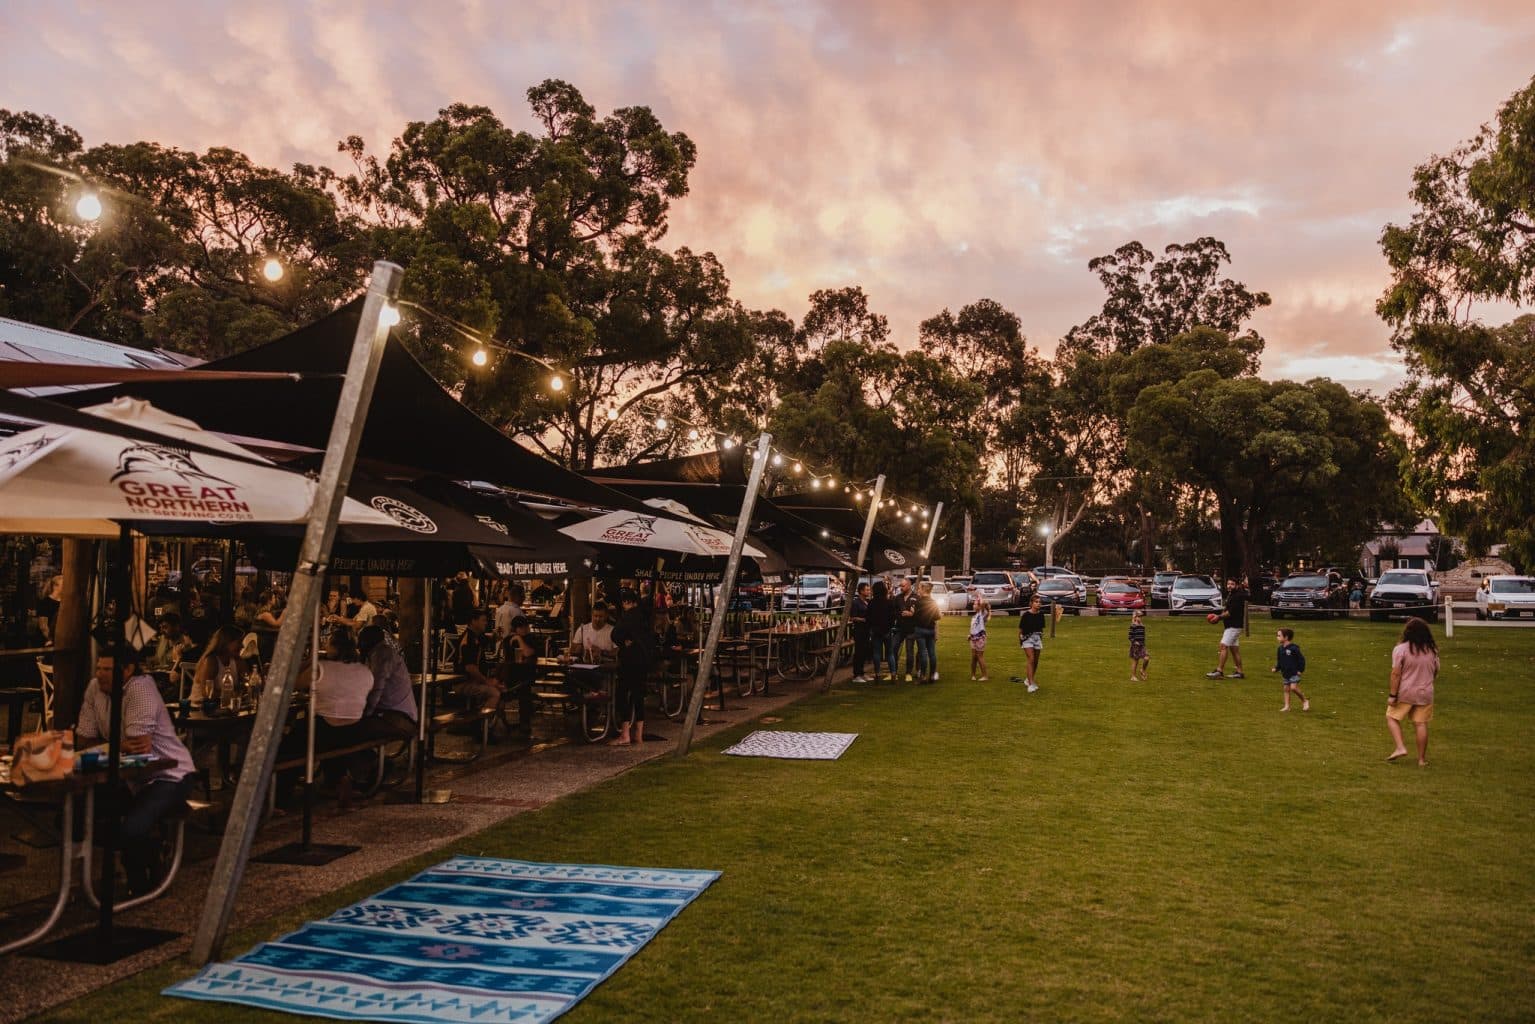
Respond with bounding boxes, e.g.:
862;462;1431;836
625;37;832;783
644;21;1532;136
1271;627;1310;711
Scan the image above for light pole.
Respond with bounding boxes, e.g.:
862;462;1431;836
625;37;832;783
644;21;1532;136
1041;524;1053;567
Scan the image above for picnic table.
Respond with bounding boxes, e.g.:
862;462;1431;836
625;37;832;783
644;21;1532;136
0;757;175;955
532;657;614;742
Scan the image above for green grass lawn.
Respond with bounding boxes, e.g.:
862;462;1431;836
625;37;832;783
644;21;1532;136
41;614;1535;1023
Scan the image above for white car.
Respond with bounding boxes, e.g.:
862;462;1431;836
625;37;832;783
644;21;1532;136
969;570;1019;608
938;581;973;613
1168;574;1224;614
779;574;844;611
1476;575;1535;620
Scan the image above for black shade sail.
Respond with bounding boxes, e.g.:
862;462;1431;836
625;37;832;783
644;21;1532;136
58;301;654;514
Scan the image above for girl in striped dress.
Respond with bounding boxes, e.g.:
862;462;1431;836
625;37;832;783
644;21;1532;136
1128;610;1149;681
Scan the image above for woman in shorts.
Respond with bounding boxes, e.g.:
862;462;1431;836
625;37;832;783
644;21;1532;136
1387;616;1439;766
1016;594;1046;693
969;595;991;680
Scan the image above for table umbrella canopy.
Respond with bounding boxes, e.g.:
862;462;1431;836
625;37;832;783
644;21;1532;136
0;397;395;537
409;477;603;579
559;503;765;559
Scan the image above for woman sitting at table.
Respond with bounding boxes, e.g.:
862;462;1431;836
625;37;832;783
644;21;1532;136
277;628;375;808
190;625;247;704
251;589;284;667
356;625;418;742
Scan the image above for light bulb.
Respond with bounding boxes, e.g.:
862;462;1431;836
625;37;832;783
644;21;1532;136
262;257;284;282
687;427;700;441
75;192;102;222
821;529;830;538
655;415;669;431
827;477;836;488
606;405;619;421
904;513;913;522
549;373;565;392
722;437;736;449
853;492;864;502
471;347;488;367
379;304;401;327
811;478;822;489
771;453;783;467
792;462;803;474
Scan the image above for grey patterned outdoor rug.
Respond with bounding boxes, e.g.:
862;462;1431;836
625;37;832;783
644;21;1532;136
721;730;859;760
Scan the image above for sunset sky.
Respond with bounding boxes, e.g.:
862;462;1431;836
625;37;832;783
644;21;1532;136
5;1;1533;390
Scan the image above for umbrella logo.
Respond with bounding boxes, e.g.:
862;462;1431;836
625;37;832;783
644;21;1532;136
475;515;509;535
884;549;908;566
602;514;656;543
110;443;232;486
371;495;438;535
0;432;58;472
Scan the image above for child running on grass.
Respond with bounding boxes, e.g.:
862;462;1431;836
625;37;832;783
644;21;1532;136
1272;627;1310;711
969;596;991;680
1128;610;1149;681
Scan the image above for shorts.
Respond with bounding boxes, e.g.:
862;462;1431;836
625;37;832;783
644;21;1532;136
1387;701;1433;723
969;634;987;653
1129;641;1148;661
1281;674;1302;686
1220;628;1242;647
1020;632;1043;650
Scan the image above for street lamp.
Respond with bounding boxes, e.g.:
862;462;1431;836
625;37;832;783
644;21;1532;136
1040;524;1054;566
75;191;103;222
261;257;284;282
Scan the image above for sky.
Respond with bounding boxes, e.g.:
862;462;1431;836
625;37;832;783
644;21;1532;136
4;0;1533;392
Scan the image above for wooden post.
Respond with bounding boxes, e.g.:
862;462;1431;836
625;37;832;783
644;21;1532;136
50;539;97;727
676;434;771;756
819;475;884;692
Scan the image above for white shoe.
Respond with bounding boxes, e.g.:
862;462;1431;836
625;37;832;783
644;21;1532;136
851;675;868;683
1302;700;1310;711
1026;683;1039;693
978;676;989;681
931;672;939;681
1280;706;1290;712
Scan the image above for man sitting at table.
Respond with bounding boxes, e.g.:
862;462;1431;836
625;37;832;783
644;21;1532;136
75;651;196;897
563;600;616;697
148;612;191;672
498;615;540;738
454;609;504;710
356;625;419;742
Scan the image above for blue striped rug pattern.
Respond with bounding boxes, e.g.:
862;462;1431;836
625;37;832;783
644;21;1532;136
164;856;720;1023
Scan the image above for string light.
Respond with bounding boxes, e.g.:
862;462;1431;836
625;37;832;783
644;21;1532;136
811;478;822;489
655;415;669;431
471;347;488;367
687;427;700;441
75;192;102;222
792;462;803;474
827;477;836;488
261;257;284;282
606;405;619;421
549;373;566;392
771;452;783;467
722;437;737;449
380;304;401;327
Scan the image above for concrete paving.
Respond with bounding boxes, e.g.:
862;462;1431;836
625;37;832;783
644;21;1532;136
0;670;836;1021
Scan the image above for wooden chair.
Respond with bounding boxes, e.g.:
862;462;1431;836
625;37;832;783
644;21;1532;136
33;658;54;731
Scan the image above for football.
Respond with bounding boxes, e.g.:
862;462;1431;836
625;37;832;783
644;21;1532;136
1206;613;1220;623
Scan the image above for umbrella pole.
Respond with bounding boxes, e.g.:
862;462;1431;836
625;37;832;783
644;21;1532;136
820;475;884;693
302;606;319;850
192;260;402;964
416;578;431;803
677;434;772;756
95;524;130;942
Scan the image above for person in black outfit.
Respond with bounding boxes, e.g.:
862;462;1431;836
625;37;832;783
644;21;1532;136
1207;577;1250;679
866;580;897;684
895;577;919;682
498;615;540;738
611;590;655;745
850;583;873;682
1016;594;1047;692
450;573;477;627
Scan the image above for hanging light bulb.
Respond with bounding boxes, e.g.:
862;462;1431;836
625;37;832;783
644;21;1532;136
261;257;284;282
654;415;669;431
853;491;864;503
75;192;102;222
471;347;488;367
771;452;783;467
722;437;737;449
826;477;836;489
811;477;822;489
821;529;830;538
379;304;401;327
792;462;803;474
606;404;619;421
903;513;913;523
687;427;700;441
548;373;566;392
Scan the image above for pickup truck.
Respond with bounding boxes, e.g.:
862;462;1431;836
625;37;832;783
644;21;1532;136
1367;569;1440;622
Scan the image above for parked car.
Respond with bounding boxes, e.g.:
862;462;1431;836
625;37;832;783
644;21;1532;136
1475;575;1535;620
970;570;1019;608
1250;574;1280;605
779;574;844;611
1096;577;1147;613
1149;571;1180;608
1034;576;1082;613
1270;572;1348;618
1009;572;1037;602
1032;565;1074;578
1168;574;1224;614
1367;568;1440;622
938;580;973;613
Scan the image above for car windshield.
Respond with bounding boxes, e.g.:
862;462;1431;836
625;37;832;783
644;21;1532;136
1378;572;1426;586
1490;579;1535;594
1103;582;1139;593
795;576;829;589
1282;575;1328;588
1155;573;1178;582
1040;580;1073;592
945;582;966;592
1174;576;1212;590
972;573;1010;585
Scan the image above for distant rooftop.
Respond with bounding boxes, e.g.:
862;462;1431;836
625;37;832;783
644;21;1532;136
0;316;199;395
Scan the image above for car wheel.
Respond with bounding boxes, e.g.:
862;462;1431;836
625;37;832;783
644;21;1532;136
1475;609;1485;621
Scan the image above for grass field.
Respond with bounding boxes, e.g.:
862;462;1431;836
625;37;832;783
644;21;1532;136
41;614;1535;1023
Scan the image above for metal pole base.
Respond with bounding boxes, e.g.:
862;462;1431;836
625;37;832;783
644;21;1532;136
253;842;360;867
27;925;180;964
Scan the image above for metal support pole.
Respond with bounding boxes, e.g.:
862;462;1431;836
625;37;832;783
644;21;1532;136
301;605;320;850
191;261;403;964
819;475;885;692
921;502;945;576
96;523;131;941
676;434;771;756
415;578;431;802
962;511;972;576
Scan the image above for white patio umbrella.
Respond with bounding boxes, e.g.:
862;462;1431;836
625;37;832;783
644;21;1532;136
0;397;395;536
558;499;766;558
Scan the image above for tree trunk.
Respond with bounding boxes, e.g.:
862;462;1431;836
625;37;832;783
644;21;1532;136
51;539;98;728
1216;495;1244;582
1138;502;1155;572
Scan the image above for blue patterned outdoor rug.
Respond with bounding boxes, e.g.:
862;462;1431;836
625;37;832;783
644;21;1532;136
164;856;720;1024
722;730;859;760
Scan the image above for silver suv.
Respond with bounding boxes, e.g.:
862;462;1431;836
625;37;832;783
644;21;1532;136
969;570;1018;608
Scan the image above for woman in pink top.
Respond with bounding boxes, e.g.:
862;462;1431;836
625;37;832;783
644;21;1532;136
1387;617;1439;766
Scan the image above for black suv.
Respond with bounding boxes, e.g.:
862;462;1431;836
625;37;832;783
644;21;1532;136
1270;572;1347;618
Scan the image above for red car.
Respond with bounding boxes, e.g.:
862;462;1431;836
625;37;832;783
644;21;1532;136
1096;578;1147;613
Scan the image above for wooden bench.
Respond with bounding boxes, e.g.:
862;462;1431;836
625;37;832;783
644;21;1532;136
425;705;497;763
268;738;395;810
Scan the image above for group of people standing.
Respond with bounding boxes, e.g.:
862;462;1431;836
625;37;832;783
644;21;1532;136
848;577;945;684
